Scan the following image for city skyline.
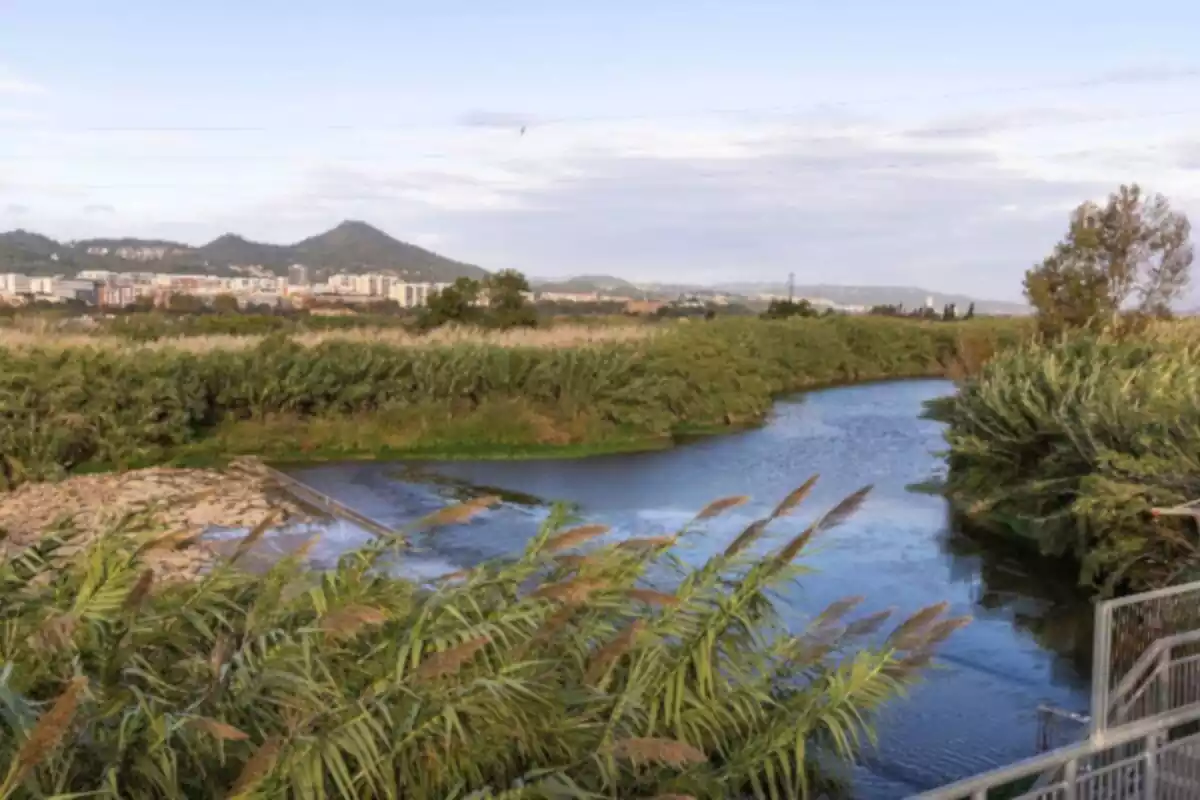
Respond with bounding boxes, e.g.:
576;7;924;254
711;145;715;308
3;1;1200;302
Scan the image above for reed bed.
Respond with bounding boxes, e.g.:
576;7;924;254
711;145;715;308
0;316;1027;488
0;323;658;353
925;329;1200;593
0;483;966;798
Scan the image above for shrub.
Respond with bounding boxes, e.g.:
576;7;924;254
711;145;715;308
925;324;1200;592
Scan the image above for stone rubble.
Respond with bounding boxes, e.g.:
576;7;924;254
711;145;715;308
0;457;309;581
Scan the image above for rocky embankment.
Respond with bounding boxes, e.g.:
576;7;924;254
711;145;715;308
0;457;308;580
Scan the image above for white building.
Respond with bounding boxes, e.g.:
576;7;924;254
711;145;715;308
29;277;55;296
388;281;453;308
0;273;31;296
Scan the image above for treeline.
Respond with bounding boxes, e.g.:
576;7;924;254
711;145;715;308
760;298;979;321
0;316;1023;487
929;183;1198;593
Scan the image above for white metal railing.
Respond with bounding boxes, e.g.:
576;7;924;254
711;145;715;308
1091;581;1200;734
912;704;1200;799
915;551;1200;800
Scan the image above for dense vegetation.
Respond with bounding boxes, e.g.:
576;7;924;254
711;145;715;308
929;184;1197;594
0;316;1024;487
0;487;964;798
925;326;1200;594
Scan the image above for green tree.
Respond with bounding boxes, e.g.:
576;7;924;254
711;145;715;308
166;292;206;313
483;269;537;329
761;298;819;320
1023;184;1194;337
211;293;240;313
419;277;484;330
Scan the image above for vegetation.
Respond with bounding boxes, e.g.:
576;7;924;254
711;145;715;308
929;185;1198;594
1023;183;1193;338
925;322;1200;594
760;299;823;320
419;270;539;331
0;485;965;798
0;316;1025;487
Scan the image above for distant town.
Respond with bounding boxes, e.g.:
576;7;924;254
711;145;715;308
0;247;890;315
0;222;1020;316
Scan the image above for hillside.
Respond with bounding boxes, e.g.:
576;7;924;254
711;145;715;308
710;282;1031;315
530;274;641;296
291;221;486;279
0;222;488;281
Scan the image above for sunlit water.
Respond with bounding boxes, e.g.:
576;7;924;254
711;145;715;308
278;379;1092;798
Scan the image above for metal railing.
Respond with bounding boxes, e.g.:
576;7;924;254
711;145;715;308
917;529;1200;800
1091;581;1200;733
913;704;1200;799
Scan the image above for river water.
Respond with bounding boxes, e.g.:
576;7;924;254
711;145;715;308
283;379;1093;798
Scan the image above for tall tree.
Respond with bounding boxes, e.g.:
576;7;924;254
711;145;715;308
1023;184;1193;336
483;269;537;328
419;277;483;330
211;293;240;313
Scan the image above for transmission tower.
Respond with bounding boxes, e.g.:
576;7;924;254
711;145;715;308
788;272;795;303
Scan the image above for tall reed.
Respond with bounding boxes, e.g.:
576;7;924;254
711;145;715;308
925;329;1200;592
0;316;1027;488
0;483;966;798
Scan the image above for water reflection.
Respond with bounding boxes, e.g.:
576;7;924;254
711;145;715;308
940;520;1094;685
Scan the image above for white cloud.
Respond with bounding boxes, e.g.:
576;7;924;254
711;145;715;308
7;67;1200;303
0;70;43;95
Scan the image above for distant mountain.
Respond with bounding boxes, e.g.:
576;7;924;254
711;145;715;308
0;221;488;281
0;230;69;271
195;234;291;268
290;221;486;279
74;237;187;250
530;274;641;296
709;282;1031;315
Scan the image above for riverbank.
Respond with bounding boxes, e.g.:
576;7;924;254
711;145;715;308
1;315;1027;485
924;321;1200;594
0;457;307;580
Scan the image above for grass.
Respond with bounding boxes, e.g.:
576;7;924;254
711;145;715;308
0;482;967;798
924;320;1200;594
0;315;1028;488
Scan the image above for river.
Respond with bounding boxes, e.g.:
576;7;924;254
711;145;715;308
281;378;1093;798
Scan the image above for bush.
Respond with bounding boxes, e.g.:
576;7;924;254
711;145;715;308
925;323;1200;593
0;487;963;798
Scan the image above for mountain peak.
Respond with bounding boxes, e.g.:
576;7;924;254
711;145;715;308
1;222;487;281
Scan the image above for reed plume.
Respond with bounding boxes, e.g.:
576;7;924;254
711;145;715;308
0;676;88;797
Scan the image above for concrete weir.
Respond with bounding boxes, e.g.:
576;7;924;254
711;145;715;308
260;464;397;539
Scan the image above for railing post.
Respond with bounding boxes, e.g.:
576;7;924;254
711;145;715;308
1157;647;1171;718
1145;731;1159;799
1063;756;1078;800
1091;599;1113;736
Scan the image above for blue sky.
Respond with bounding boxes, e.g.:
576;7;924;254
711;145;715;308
3;1;1200;301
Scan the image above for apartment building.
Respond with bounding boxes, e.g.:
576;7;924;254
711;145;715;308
0;273;31;296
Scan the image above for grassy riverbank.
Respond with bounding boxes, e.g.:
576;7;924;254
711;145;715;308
0;485;965;798
0;316;1026;487
925;321;1200;593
